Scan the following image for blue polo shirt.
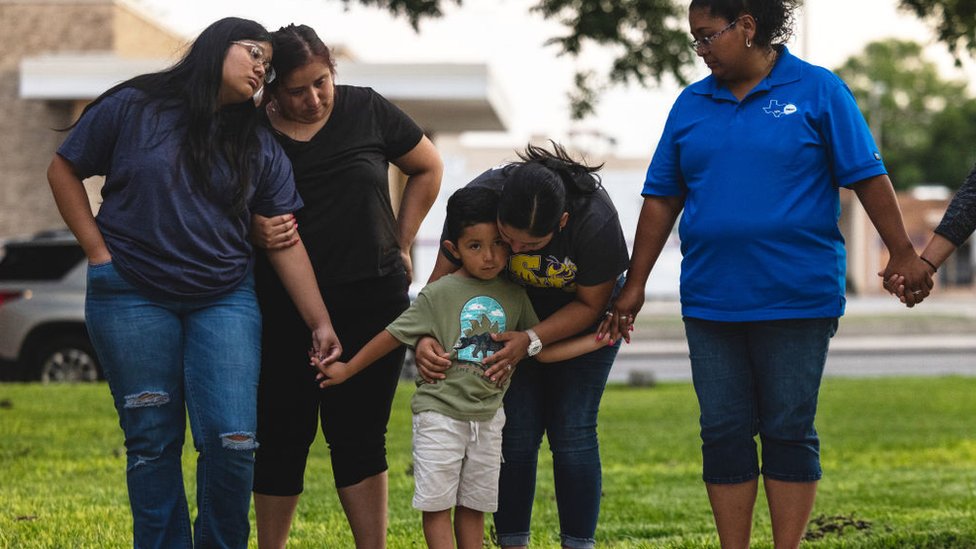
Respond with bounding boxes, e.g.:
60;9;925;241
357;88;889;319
643;47;885;321
58;88;303;299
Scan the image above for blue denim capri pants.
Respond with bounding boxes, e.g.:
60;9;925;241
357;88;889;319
683;317;838;484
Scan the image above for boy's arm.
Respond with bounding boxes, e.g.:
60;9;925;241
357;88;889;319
536;332;610;363
315;330;403;388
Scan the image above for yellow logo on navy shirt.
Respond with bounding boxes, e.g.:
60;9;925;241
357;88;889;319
508;254;577;290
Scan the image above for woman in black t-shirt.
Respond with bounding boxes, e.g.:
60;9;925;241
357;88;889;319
417;143;630;549
249;24;443;548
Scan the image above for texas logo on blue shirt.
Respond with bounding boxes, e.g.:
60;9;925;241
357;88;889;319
763;100;798;118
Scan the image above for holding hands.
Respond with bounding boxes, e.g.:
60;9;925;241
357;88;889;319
312;359;353;388
310;324;342;364
596;281;643;344
480;331;528;384
879;253;937;307
309;326;343;387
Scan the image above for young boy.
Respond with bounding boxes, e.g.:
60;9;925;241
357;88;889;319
313;187;608;549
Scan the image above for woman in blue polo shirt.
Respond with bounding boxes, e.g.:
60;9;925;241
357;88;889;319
600;1;932;547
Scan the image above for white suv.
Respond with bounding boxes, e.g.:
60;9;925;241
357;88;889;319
0;229;98;382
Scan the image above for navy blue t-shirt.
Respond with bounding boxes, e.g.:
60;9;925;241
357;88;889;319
58;88;303;299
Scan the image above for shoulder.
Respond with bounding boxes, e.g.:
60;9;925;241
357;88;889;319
801;63;847;93
777;48;848;94
254;123;285;151
252;125;292;168
419;274;458;297
106;86;145;103
572;186;619;222
73;87;164;132
90;87;149;115
685;75;715;97
494;277;530;297
670;77;714;119
466;166;510;191
336;84;370;100
337;85;390;110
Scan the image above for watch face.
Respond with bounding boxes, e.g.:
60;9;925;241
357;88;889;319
527;340;542;356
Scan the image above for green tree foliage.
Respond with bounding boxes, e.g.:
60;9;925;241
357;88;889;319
340;0;696;118
924;98;976;188
530;0;697;119
835;39;974;190
899;0;976;59
340;0;976;120
344;0;457;29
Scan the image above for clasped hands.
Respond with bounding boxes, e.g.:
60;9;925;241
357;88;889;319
413;331;530;387
879;252;937;308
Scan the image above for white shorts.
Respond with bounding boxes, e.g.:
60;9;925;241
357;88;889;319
411;408;506;513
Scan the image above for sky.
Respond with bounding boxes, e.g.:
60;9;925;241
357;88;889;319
136;0;976;158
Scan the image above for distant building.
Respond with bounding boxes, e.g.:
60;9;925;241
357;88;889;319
844;186;973;293
1;0;185;236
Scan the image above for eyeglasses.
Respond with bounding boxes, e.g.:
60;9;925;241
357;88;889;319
690;17;742;52
232;41;276;84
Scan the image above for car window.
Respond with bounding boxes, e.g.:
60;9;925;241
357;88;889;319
0;244;85;281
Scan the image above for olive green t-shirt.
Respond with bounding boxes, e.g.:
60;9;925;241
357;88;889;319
386;273;539;421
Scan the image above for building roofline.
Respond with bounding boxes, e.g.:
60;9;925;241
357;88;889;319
19;53;511;132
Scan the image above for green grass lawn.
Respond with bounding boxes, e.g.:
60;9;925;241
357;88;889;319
1;377;975;548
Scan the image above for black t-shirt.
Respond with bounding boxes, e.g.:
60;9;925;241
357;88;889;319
267;85;423;285
441;166;630;320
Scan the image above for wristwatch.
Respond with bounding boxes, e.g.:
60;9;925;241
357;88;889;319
525;329;543;357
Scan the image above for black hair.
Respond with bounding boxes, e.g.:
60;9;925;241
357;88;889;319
65;17;271;215
689;0;800;48
498;141;603;238
267;24;337;91
445;187;501;244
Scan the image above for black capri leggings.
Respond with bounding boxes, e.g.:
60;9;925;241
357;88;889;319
253;270;409;495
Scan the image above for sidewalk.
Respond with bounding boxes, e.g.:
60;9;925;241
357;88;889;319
609;294;976;382
619;334;976;358
620;293;976;357
636;293;976;319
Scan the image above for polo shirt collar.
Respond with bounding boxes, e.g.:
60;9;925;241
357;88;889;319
691;45;803;101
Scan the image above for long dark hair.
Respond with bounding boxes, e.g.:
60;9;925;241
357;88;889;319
498;142;603;237
66;17;271;215
267;24;336;92
689;0;799;48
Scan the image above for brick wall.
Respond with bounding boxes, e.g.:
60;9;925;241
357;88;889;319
0;2;113;237
113;3;187;58
0;0;183;238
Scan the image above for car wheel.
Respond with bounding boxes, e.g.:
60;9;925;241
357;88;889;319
31;336;101;383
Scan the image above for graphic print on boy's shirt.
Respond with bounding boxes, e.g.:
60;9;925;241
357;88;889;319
453;295;506;373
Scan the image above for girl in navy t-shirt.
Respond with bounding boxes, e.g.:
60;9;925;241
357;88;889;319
47;17;340;548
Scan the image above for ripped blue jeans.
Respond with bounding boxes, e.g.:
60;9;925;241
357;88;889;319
86;261;261;549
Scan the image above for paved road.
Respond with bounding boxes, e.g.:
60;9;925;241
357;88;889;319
612;335;976;383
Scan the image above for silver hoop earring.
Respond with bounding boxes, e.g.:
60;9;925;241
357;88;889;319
746;37;752;48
